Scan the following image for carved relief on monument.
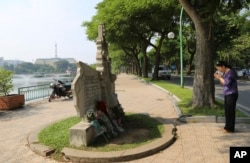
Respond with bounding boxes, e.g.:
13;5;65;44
71;61;101;119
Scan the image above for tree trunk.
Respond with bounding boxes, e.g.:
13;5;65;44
187;52;195;75
192;25;215;107
175;61;180;75
152;51;160;80
179;0;216;107
131;56;141;76
152;36;165;80
187;41;195;75
142;52;148;78
142;48;148;78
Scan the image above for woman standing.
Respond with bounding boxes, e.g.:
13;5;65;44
214;61;238;133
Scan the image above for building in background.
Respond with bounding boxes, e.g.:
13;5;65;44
35;43;76;67
34;58;76;68
0;57;25;68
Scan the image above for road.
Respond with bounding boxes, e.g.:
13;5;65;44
165;75;250;115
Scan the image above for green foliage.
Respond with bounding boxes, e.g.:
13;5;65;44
215;9;250;67
0;68;13;96
14;62;55;74
55;60;70;73
83;0;181;76
14;62;35;74
5;60;75;74
83;0;250;78
68;63;77;70
33;64;55;73
89;63;96;69
3;63;15;72
109;44;129;73
180;1;250;69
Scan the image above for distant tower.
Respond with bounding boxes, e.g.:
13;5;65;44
55;42;58;58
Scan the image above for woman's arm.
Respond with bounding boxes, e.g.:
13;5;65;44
214;73;225;85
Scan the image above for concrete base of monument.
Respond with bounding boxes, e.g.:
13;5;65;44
28;123;177;162
69;121;96;147
62;123;176;162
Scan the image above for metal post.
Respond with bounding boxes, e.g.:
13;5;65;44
179;7;184;88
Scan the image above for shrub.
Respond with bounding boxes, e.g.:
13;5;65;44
0;68;13;96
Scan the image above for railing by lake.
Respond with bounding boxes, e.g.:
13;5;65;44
18;84;52;101
13;74;74;102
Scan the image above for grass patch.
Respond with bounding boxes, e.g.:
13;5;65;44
38;113;164;160
143;77;247;117
38;116;81;151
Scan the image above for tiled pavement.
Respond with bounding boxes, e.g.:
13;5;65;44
0;73;250;163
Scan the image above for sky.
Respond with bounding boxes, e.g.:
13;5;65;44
0;0;102;64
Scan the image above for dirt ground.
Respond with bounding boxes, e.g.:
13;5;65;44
109;128;151;145
91;117;155;148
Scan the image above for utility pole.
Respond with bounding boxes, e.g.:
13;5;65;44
180;7;184;88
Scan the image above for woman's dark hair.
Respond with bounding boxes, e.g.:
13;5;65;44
216;61;231;68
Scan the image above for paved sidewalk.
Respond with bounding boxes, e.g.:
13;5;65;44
1;73;250;163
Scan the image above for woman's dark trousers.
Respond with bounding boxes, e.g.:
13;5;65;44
224;94;238;132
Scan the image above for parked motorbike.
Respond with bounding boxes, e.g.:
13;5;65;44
48;79;72;102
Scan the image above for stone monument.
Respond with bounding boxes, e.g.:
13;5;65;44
95;24;118;109
69;24;123;147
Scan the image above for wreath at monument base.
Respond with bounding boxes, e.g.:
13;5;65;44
86;101;125;141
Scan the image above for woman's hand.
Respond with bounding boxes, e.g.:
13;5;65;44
214;72;224;85
214;73;221;79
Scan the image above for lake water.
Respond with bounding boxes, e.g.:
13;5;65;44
12;74;74;94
